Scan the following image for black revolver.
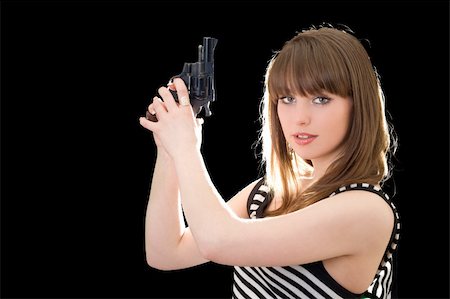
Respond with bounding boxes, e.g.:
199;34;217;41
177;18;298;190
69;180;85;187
146;37;218;122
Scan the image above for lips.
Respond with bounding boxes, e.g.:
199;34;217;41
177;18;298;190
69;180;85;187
292;133;317;145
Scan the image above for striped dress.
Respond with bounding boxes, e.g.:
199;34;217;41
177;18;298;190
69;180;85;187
232;179;401;299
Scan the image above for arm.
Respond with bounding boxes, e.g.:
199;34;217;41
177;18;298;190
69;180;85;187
145;148;259;270
143;85;258;270
173;150;394;267
140;80;394;269
144;91;207;270
144;149;208;270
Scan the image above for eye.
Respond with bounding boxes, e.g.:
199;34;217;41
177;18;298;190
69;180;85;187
279;96;296;104
312;96;330;105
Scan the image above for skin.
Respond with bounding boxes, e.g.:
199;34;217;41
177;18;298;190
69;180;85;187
139;78;394;294
276;92;352;181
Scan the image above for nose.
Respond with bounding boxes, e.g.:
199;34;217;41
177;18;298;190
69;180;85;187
295;100;311;126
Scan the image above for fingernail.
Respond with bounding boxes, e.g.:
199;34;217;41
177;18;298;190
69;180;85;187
180;96;190;106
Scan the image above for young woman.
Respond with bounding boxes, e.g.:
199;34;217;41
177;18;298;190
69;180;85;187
139;26;400;299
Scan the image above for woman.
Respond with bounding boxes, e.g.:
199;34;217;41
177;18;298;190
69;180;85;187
139;25;400;299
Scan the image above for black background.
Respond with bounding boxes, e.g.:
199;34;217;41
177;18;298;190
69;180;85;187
2;0;449;298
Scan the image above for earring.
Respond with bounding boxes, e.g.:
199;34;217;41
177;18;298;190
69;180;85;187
287;143;295;159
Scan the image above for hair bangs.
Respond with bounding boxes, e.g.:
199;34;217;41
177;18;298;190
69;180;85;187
268;39;352;102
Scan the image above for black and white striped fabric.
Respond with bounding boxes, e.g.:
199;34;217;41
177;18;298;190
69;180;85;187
232;179;401;299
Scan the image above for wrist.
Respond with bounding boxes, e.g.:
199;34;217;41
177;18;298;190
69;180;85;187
172;147;202;166
156;147;172;161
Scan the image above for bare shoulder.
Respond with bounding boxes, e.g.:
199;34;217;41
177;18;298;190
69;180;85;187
324;189;395;246
330;189;394;220
210;184;395;267
226;178;264;219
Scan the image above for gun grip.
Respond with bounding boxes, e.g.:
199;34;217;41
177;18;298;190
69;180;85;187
145;110;158;122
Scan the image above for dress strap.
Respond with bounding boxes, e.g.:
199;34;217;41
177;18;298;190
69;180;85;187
329;183;390;201
246;178;272;219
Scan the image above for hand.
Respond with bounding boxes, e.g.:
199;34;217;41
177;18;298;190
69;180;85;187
140;78;204;160
145;104;165;150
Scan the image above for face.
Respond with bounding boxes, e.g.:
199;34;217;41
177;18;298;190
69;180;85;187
277;91;353;169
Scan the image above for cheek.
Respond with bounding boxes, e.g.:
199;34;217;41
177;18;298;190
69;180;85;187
321;109;351;139
277;106;290;131
338;107;352;134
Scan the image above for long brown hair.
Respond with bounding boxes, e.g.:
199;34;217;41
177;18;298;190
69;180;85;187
259;26;397;216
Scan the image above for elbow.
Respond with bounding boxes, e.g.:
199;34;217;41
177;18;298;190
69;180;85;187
145;248;177;271
195;217;239;262
195;232;224;262
145;251;165;270
196;242;216;262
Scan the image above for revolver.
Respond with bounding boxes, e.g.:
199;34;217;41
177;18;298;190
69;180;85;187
146;37;218;121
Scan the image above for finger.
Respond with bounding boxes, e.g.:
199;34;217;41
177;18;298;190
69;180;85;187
179;95;190;106
172;77;189;103
167;81;176;91
152;96;168;117
146;103;157;121
197;118;204;126
158;86;178;111
147;103;156;115
139;116;157;132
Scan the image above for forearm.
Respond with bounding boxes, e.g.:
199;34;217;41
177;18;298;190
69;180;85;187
139;81;238;260
145;150;186;266
173;148;238;256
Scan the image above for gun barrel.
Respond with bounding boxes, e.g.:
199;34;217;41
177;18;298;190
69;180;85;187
203;37;218;63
